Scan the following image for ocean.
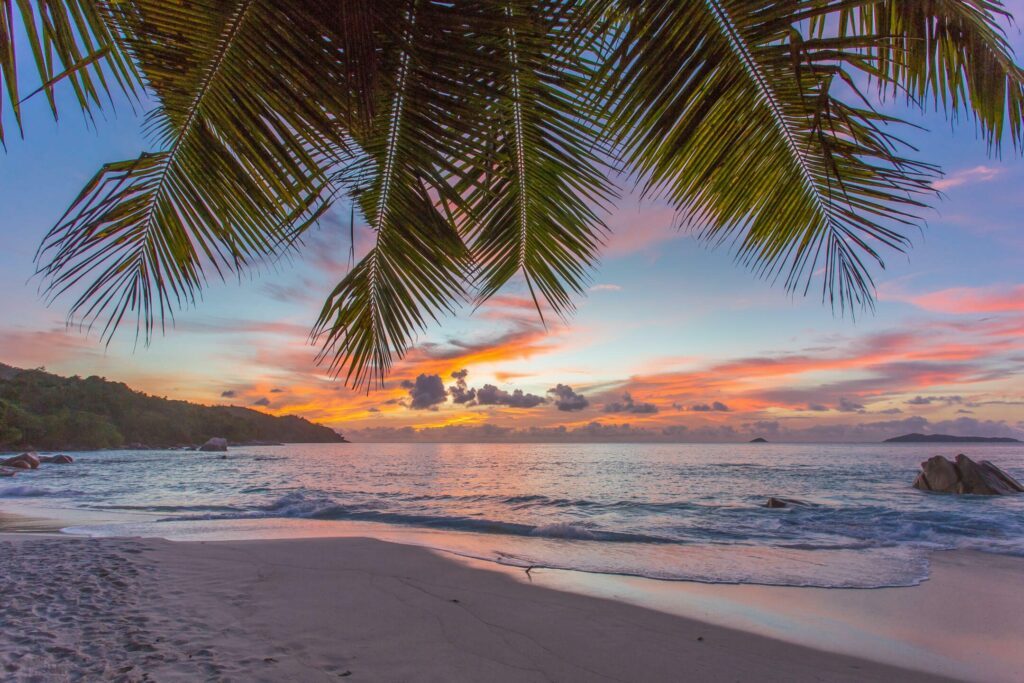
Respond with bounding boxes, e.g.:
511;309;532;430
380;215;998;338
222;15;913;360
2;442;1022;588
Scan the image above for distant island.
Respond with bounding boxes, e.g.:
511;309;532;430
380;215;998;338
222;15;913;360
0;363;345;451
749;437;768;443
884;433;1021;444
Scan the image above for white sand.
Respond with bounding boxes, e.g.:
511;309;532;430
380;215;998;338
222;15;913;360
1;533;990;682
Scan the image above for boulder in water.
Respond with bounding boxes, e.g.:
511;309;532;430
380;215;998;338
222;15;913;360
762;497;808;508
0;468;17;477
198;437;228;452
39;454;74;464
1;452;40;469
913;454;1023;495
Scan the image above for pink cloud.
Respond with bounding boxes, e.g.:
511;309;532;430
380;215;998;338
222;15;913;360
603;204;683;257
933;165;1002;191
891;285;1024;315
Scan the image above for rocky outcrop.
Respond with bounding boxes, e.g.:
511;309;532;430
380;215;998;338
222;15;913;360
913;454;1024;495
1;452;40;469
39;454;74;464
198;437;228;452
0;468;17;477
762;497;809;508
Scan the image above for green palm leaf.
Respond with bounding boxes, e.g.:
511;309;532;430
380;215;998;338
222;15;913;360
464;0;615;320
312;1;479;387
18;0;1024;388
824;0;1024;148
600;0;947;310
36;0;356;340
0;0;137;144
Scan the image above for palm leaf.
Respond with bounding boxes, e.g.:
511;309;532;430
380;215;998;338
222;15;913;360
312;1;478;388
462;0;616;320
599;0;944;310
27;0;1024;388
823;0;1024;149
0;0;137;144
36;0;357;341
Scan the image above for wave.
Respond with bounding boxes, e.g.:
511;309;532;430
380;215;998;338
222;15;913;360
0;485;84;498
158;492;672;543
92;503;246;514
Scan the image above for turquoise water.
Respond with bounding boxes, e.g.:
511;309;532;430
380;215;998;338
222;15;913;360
2;442;1022;587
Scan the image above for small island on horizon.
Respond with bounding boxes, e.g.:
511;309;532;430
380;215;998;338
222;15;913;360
884;432;1022;444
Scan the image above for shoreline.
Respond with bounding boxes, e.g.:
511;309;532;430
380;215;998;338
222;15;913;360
1;531;964;683
2;511;1023;681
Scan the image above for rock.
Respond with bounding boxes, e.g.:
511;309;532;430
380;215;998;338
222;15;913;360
913;454;1023;495
0;468;17;477
1;452;40;469
913;455;959;492
198;437;228;452
39;454;74;464
762;497;808;508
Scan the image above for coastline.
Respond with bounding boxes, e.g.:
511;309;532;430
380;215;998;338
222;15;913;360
3;511;1022;681
1;531;958;683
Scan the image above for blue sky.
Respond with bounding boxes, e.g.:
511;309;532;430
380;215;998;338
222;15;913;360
2;6;1023;442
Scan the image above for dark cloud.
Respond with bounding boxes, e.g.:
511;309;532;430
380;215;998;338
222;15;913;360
367;407;380;413
269;388;284;393
221;390;237;398
252;397;271;407
548;384;589;411
475;384;546;408
445;368;544;408
906;395;963;406
690;401;730;412
448;369;477;404
837;397;865;413
877;408;904;415
807;403;829;412
400;373;448;410
743;420;781;437
604;392;658;414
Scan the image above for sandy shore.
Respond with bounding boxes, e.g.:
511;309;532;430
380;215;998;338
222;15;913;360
6;532;1018;682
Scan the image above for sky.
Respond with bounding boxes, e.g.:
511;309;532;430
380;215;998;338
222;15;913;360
1;11;1023;443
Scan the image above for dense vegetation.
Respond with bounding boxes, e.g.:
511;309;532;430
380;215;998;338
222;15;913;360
0;364;344;451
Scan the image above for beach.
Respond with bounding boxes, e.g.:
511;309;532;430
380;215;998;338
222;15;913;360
3;527;1022;682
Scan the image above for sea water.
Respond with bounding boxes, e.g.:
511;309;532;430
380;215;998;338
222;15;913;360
2;442;1022;587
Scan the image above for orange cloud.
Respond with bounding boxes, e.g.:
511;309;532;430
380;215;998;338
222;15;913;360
614;325;1024;418
219;321;569;429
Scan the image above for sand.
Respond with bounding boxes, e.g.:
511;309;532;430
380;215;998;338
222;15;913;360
6;533;1014;682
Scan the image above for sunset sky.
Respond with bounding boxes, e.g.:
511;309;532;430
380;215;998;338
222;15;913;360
2;11;1023;442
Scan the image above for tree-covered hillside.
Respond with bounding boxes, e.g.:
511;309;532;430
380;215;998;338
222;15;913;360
0;364;345;450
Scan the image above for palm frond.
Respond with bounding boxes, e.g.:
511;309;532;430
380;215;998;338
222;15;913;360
27;0;1024;388
36;0;356;341
312;1;476;388
464;0;615;319
0;0;137;144
600;0;939;310
823;0;1024;149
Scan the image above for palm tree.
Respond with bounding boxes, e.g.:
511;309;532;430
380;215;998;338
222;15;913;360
4;1;1023;388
